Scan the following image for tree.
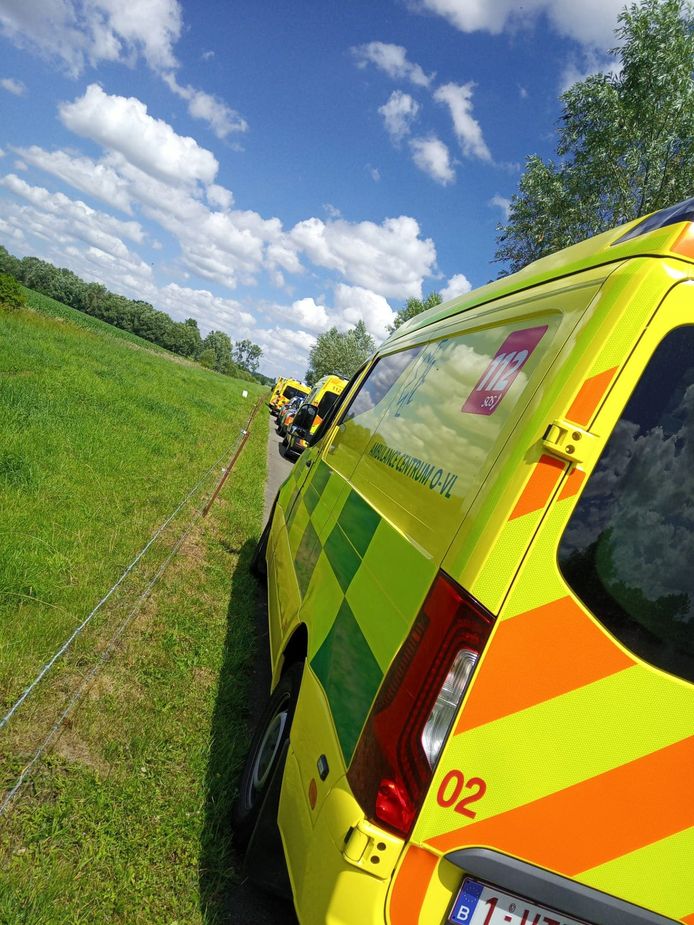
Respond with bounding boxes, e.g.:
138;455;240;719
389;292;442;332
0;273;26;310
233;338;263;373
496;0;694;273
201;330;234;375
306;320;376;383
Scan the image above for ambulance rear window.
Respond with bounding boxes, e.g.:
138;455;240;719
283;385;303;400
559;326;694;683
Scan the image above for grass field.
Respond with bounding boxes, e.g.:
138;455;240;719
20;286;171;354
0;295;271;922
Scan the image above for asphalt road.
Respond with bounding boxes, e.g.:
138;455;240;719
219;414;298;925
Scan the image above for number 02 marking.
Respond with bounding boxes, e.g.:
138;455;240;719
436;769;487;818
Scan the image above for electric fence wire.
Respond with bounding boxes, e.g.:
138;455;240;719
0;502;204;818
0;426;247;735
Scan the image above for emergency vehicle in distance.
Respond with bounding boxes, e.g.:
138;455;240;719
268;378;310;415
284;374;348;458
238;197;694;925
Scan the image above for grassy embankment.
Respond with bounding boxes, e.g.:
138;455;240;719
0;292;270;922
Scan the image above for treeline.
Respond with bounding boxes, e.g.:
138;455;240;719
0;245;269;383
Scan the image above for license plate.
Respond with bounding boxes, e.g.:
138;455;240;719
448;879;587;925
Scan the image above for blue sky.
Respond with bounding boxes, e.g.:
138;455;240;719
0;0;626;377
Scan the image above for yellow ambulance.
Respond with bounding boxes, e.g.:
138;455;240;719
238;198;694;925
285;374;348;456
268;377;286;409
270;378;310;415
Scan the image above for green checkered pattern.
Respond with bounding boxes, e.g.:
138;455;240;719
288;459;436;763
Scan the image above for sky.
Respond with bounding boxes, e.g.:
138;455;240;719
0;0;628;378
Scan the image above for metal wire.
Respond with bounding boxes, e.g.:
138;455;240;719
0;430;245;734
0;504;204;818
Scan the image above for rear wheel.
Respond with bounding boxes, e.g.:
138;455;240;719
232;662;303;846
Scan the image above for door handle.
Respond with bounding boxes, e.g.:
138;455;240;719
305;458;313;468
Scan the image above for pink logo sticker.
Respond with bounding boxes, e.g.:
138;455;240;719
462;325;548;416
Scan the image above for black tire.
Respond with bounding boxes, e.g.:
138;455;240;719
232;662;303;846
281;435;288;447
249;519;270;580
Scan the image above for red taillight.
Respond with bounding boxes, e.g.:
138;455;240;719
348;572;494;836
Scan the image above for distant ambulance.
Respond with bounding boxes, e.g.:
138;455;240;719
284;374;348;456
269;379;310;415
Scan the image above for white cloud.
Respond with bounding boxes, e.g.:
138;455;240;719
59;84;219;186
434;82;491;162
368;165;381;182
156;282;254;332
162;72;248;139
206;183;234;210
409;136;455;185
290;215;436;299
0;0;182;75
1;77;26;96
352;41;433;88
413;0;626;49
201;50;215;61
441;273;472;301
489;194;511;221
15;145;133;213
379;90;420;142
1;174;144;245
290;297;331;332
333;284;395;341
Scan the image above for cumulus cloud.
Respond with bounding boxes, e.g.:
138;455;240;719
206;183;234;210
14;145;134;213
59;84;219;186
413;0;626;49
162;72;248;139
409;136;455;185
0;0;182;75
379;90;420;142
352;41;433;87
441;273;472;301
1;77;26;95
290;215;436;299
2;173;144;245
489;193;511;220
333;284;395;341
0;2;247;139
156;282;254;331
434;82;491;162
290;297;331;333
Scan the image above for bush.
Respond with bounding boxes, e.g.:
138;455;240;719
0;273;26;311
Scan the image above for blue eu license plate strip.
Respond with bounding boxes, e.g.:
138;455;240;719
449;878;484;923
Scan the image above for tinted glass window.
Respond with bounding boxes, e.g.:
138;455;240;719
283;385;304;401
559;327;694;683
317;390;340;418
343;347;423;423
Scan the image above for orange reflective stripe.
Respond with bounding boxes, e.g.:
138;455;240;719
454;597;634;735
428;737;694;872
671;224;694;260
509;455;565;520
680;914;694;924
557;467;585;502
389;845;438;925
566;367;617;426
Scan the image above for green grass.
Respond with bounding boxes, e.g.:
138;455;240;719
0;420;268;924
0;302;263;709
0;299;271;922
21;286;171;354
